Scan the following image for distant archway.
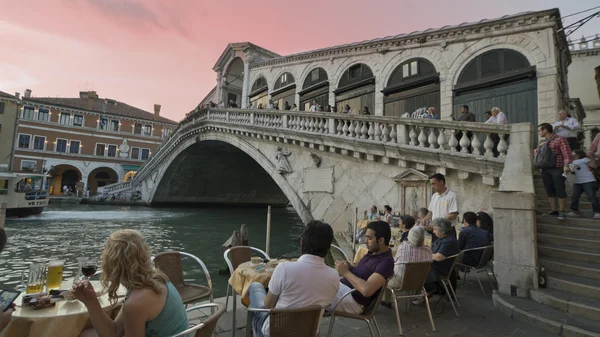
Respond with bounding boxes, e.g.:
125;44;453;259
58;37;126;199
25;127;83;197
48;164;81;196
271;72;295;110
249;76;269;109
334;63;375;114
88;167;118;195
299;67;329;111
223;57;244;107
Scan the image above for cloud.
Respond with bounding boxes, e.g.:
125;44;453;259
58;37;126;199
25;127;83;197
0;63;39;92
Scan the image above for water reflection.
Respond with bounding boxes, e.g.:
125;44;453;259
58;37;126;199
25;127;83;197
0;204;303;297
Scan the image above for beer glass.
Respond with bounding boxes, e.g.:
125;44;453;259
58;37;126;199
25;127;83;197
21;262;46;294
46;260;65;291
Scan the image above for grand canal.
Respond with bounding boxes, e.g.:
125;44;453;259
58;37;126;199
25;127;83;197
0;204;303;297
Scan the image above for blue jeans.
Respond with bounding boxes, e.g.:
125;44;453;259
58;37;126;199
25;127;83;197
571;181;600;213
248;282;269;337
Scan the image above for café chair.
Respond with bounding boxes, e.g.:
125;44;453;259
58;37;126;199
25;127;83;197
324;280;389;337
171;302;226;337
387;261;435;335
456;245;496;297
223;246;271;337
245;305;323;337
153;251;214;310
439;253;461;317
330;244;350;262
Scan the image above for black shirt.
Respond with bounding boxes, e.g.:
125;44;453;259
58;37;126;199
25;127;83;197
431;235;460;276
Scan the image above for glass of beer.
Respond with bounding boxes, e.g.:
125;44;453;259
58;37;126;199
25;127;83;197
21;262;46;294
46;260;65;291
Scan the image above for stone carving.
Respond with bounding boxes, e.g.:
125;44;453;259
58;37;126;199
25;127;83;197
309;153;321;168
276;147;293;174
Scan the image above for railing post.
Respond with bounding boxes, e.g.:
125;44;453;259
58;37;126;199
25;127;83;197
328;117;336;134
396;124;408;144
282;114;288;128
226;111;230;122
250;112;255;125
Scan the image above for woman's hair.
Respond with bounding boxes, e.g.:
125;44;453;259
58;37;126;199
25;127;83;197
431;218;453;236
384;205;392;213
477;212;494;233
100;229;168;304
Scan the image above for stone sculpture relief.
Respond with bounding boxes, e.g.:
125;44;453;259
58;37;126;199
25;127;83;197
276;147;293;174
309;153;321;168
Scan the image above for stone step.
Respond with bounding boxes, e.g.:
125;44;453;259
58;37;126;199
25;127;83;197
547;272;600;301
531;289;600;322
538;200;594;210
537;208;599;218
540;257;600;281
537;215;600;227
493;292;600;337
538;233;600;250
538;244;600;264
538;223;600;239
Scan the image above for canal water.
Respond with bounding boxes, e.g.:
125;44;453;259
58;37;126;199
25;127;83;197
0;204;304;297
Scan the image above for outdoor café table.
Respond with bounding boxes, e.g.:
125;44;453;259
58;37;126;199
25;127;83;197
1;279;126;337
228;260;291;307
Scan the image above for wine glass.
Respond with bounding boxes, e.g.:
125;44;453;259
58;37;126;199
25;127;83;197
81;258;98;280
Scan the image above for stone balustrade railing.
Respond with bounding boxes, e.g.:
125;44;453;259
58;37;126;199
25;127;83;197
98;181;132;195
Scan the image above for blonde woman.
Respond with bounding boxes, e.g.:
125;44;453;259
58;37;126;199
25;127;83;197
73;230;189;337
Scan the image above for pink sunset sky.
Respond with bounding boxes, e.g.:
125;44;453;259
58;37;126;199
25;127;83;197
0;0;598;122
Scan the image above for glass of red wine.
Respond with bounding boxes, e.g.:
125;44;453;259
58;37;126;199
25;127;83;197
81;258;98;280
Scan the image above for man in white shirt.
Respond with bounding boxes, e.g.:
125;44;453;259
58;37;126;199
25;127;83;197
309;100;319;112
422;173;459;238
484;107;508;124
248;220;340;337
552;110;580;150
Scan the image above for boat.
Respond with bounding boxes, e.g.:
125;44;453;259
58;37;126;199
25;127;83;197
0;172;50;217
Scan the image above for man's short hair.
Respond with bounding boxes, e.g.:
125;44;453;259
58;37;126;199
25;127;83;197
428;173;446;184
366;221;391;246
461;105;469;111
431;218;453;236
301;220;334;258
400;215;416;230
418;207;429;216
463;212;477;227
538;123;553;133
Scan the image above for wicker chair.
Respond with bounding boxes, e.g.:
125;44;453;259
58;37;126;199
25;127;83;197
223;246;271;337
387;261;435;335
324;280;389;337
438;253;461;317
153;251;214;309
244;305;323;337
457;245;496;297
171;302;226;337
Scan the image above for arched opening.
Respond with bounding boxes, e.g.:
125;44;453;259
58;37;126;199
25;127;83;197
48;164;82;196
152;140;289;206
299;68;329;111
223;57;244;107
87;167;118;196
453;49;536;125
271;72;295;110
249;76;269;109
383;58;440;117
334;64;375;114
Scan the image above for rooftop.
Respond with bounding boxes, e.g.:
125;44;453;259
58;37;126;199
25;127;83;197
0;90;16;99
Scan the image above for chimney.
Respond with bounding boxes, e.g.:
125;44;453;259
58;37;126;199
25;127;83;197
86;91;98;110
154;104;161;120
14;92;20;99
24;89;31;98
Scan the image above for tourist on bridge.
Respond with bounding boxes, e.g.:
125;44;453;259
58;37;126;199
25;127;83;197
535;123;573;220
72;230;189;337
328;221;394;314
567;150;600;219
552;110;580;150
248;220;339;337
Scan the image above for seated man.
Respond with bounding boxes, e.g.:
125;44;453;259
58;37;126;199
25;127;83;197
248;220;340;337
418;218;460;302
458;212;491;267
329;221;394;314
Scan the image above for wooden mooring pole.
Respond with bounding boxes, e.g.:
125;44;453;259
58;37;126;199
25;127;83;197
265;205;272;256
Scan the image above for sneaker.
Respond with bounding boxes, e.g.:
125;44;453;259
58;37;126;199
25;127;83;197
594;213;600;219
567;212;580;218
412;297;426;305
558;212;566;220
544;210;559;216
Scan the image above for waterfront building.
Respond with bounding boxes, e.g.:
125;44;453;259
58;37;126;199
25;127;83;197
0;89;178;195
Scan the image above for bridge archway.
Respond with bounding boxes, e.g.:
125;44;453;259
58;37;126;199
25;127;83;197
147;132;312;223
223;57;244;107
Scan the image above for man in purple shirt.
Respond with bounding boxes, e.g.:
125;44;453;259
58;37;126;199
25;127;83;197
327;221;394;314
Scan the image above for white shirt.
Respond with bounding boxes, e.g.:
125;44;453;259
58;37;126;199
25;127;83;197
552;117;580;139
262;254;339;336
485;111;508;124
309;104;319;112
428;188;459;227
570;158;596;184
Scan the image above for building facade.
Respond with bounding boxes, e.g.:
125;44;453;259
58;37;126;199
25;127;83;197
0;92;20;171
198;9;570;135
0;90;178;195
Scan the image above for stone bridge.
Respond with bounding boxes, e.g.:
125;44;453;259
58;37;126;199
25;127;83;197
101;108;532;232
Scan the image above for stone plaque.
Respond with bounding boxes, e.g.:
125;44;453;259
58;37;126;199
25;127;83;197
304;167;334;193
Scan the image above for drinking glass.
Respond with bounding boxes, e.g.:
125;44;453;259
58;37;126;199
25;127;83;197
21;262;46;294
80;257;98;280
46;260;65;291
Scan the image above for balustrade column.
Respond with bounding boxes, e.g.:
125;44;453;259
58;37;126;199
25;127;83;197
250;113;255;125
328;117;336;134
226;111;230;122
282;115;288;128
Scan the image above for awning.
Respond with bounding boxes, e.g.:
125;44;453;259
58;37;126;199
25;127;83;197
122;165;141;172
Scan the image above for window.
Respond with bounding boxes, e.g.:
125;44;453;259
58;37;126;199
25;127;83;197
131;147;140;160
20;160;36;171
99;117;108;130
18;134;31;148
110;120;119;132
142;125;152;136
95;143;106;156
73;114;83;127
141;148;150;160
134;123;142;135
163;128;172;138
23;106;34;119
0;102;5;114
107;144;117;157
311;68;319;82
33;136;46;150
69;140;80;154
402;61;419;78
59;112;71;125
37;109;50;122
349;65;361;79
56;139;68;153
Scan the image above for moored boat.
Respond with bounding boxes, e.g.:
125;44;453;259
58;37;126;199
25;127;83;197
0;172;49;217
